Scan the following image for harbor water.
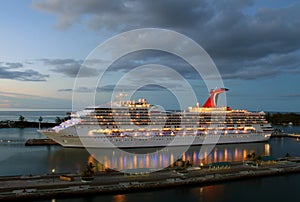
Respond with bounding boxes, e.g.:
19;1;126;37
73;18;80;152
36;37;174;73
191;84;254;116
1;111;300;201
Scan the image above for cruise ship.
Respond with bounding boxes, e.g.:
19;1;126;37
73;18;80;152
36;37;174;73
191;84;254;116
38;88;272;148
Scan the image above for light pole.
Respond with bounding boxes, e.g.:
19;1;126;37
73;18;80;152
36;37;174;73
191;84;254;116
51;168;55;183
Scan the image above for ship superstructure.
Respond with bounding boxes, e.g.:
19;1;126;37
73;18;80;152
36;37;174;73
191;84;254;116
38;89;272;148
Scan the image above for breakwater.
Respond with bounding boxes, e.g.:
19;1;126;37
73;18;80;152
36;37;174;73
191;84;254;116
1;157;300;201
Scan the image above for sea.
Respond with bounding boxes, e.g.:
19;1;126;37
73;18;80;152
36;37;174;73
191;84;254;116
1;110;300;202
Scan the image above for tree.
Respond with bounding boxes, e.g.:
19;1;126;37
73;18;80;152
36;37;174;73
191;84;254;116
246;152;257;161
246;153;252;160
19;115;25;122
55;117;62;124
81;162;95;181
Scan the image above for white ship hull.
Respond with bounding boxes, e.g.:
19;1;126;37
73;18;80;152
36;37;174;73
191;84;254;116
40;130;271;148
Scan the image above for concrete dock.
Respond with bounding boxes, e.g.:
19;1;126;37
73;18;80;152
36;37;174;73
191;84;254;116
271;133;300;139
1;157;300;201
25;138;59;146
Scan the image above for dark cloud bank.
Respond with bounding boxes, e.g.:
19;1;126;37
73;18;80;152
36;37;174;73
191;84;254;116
0;62;48;81
31;0;300;80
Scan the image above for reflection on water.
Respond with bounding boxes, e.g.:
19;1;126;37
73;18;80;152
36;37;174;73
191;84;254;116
39;142;270;175
112;195;126;202
2;126;300;202
72;142;270;172
1;126;300;177
196;184;226;202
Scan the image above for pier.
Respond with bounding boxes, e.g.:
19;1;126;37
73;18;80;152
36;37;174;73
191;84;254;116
0;138;59;146
1;157;300;201
271;133;300;139
25;138;59;146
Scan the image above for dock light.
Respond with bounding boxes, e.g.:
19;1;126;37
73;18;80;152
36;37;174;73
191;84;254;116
51;168;55;183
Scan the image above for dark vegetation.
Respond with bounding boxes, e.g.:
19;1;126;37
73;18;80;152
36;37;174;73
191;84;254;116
0;120;57;128
81;162;95;181
0;113;71;128
266;112;300;125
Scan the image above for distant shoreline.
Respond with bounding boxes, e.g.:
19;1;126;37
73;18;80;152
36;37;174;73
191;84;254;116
0;121;57;128
0;108;71;112
1;120;300;129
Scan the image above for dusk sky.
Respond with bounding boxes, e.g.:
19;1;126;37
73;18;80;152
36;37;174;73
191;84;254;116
1;0;300;112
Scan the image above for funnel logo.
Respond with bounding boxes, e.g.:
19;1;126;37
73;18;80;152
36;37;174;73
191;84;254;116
72;28;226;172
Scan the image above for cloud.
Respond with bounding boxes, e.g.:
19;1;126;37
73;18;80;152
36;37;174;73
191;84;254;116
0;62;23;69
57;88;73;92
279;93;300;98
107;50;199;79
40;53;200;80
0;61;49;81
0;91;70;109
32;0;300;81
41;58;98;78
104;83;186;92
58;83;182;93
31;0;210;30
58;86;93;93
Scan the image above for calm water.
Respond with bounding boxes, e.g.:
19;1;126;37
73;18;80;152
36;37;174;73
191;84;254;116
1;111;300;201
